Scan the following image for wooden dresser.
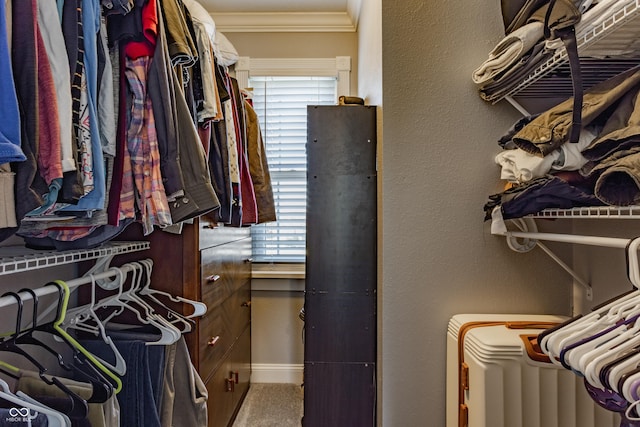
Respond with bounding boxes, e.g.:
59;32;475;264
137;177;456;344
115;218;252;427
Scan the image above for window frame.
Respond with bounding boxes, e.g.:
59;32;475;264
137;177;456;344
234;57;351;268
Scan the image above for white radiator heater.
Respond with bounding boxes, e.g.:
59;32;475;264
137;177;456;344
446;314;619;427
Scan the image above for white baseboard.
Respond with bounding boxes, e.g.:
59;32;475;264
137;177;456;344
250;363;304;384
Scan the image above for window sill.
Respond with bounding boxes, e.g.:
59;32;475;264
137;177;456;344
251;263;305;280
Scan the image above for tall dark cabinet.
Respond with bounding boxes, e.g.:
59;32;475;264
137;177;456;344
304;105;377;427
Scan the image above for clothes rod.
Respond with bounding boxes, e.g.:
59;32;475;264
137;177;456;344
0;262;140;311
503;231;631;249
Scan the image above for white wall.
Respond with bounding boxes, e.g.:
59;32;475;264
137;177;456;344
250;280;305;384
357;0;382;106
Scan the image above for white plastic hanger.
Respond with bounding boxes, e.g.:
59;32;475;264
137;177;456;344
137;259;207;319
62;274;127;376
603;346;640;393
0;377;67;427
112;262;183;344
134;259;193;333
621;368;640;403
96;264;180;346
545;289;640;355
581;323;640;388
542;239;640;364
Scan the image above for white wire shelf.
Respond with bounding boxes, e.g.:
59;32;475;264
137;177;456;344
528;206;640;219
483;0;640;103
0;241;150;276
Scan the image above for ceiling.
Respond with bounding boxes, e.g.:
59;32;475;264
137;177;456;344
201;0;361;32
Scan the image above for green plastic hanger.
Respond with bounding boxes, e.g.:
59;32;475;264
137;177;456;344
47;280;123;394
0;359;20;379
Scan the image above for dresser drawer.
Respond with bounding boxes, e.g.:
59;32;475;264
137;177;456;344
201;250;231;312
198;305;232;379
222;282;251;343
199;282;251;379
200;238;251;311
205;326;251;427
198;220;251;251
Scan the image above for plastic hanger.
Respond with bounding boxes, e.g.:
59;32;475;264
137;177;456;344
15;390;70;427
582;322;640;389
94;265;181;346
134;259;195;333
573;240;640;384
0;360;20;380
620;367;640;403
559;312;640;373
540;241;640;389
137;259;207;319
573;310;640;368
0;377;67;427
601;347;640;393
542;239;640;361
116;262;161;320
62;274;127;376
16;288;114;403
126;260;193;334
543;290;640;365
43;281;123;394
0;291;89;419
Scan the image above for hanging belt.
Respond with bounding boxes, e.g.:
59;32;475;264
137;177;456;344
543;0;582;143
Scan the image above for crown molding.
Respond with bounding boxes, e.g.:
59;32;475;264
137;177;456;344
211;11;358;32
347;0;362;30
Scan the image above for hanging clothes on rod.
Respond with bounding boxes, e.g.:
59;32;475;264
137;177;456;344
0;258;208;427
0;0;275;250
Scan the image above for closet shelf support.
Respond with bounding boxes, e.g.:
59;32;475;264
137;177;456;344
492;212;594;299
491;208;640;299
504;96;531;116
533;240;593;300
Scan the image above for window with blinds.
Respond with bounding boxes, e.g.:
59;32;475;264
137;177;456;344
249;76;337;263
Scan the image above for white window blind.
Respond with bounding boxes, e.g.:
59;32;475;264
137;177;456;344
250;76;337;263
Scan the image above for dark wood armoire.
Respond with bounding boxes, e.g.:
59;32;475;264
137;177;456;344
303;105;378;427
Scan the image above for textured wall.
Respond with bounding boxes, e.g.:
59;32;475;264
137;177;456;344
380;1;572;425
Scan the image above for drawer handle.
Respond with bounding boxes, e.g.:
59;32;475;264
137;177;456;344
205;274;221;283
241;301;251;307
207;336;220;347
243;258;253;263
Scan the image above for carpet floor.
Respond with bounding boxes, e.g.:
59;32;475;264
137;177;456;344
232;383;304;427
